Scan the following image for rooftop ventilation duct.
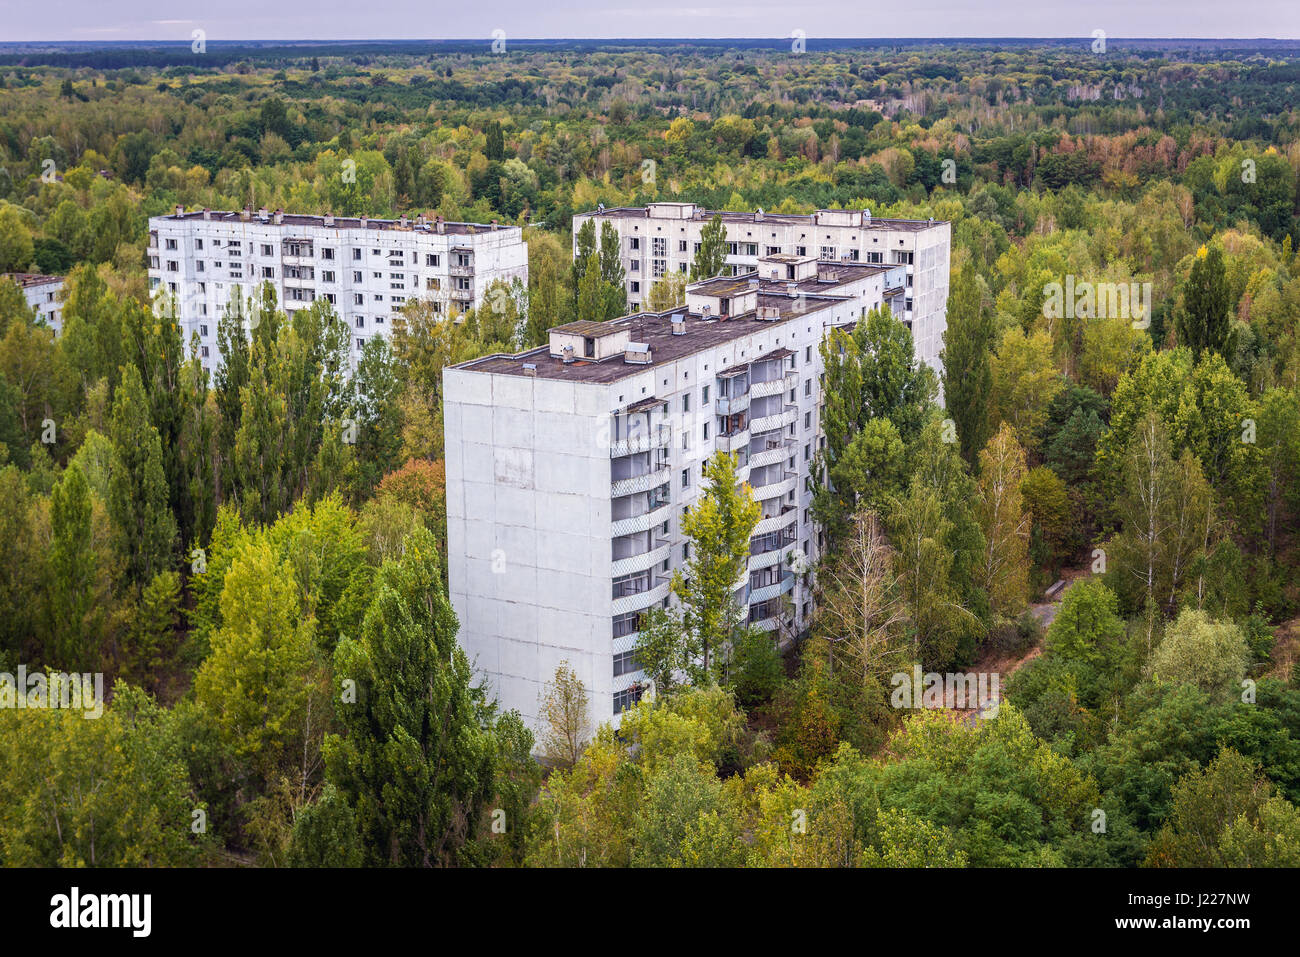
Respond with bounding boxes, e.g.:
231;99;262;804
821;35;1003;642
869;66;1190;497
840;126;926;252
522;362;537;376
561;345;575;364
324;214;334;227
624;342;652;365
670;313;686;335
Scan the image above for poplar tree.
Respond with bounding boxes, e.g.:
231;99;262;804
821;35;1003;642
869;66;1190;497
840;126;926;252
940;263;994;463
47;462;97;669
690;213;727;280
1176;245;1232;361
672;451;760;681
108;363;177;587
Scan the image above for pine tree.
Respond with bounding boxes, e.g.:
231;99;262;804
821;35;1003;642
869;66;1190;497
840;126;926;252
325;526;499;866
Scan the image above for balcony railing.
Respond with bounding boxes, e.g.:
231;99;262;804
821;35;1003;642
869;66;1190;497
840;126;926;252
750;405;798;436
449;265;475;277
611;465;670;498
749;571;795;605
610;501;672;538
611;541;671;579
611;578;671;618
752;507;797;538
716;393;750;416
716;427;750;454
610;424;672;458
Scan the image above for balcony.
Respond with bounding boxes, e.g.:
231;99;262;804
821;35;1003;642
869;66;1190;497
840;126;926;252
749;406;798;436
611;541;671;579
750;616;780;633
611;501;672;538
749;571;795;606
748;438;793;470
749;372;796;399
611;578;671;618
611;465;670;498
748;540;795;571
753;507;797;538
449;264;475;277
716;393;750;416
717;429;751;455
750;472;797;504
610;424;672;458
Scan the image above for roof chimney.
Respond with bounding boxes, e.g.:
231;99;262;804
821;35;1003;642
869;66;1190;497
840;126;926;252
787;282;798;298
174;204;184;217
202;208;211;221
258;207;269;221
670;313;686;335
522;362;537;376
436;217;445;235
240;208;251;221
324;213;334;227
755;208;765;222
399;215;408;228
359;216;368;229
273;209;284;225
561;345;575;364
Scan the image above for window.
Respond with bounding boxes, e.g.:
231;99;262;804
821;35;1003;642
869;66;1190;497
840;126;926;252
322;271;335;282
354;294;364;305
261;244;273;256
678;240;688;252
702;422;710;440
614;686;644;714
629;237;640;250
194;238;203;250
804;443;810;461
613;650;641;678
356;338;365;350
261;267;273;279
682;394;690;413
701;385;709;403
165;238;177;250
355;317;365;329
613;612;640;639
682;468;691;489
630;281;639;293
322;247;335;260
352;248;362;260
425;253;440;266
804;411;811;429
200;324;209;337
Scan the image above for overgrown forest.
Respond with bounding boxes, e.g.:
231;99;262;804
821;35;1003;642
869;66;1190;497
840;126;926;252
0;41;1298;867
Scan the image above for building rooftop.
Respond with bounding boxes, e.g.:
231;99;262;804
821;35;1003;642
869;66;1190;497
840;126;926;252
154;209;518;237
3;272;64;288
549;320;629;339
581;205;947;231
459;291;846;384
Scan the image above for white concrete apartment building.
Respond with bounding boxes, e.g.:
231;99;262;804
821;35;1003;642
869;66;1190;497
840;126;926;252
147;207;528;372
444;256;908;732
4;273;65;335
572;202;951;374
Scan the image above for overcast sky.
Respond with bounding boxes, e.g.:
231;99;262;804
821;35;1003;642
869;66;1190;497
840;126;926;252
3;1;1297;42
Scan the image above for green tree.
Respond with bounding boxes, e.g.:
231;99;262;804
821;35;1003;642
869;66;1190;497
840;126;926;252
940;263;995;463
46;463;99;670
672;451;760;681
325;526;499;867
1176;244;1232;361
108;364;177;587
691;213;727;280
